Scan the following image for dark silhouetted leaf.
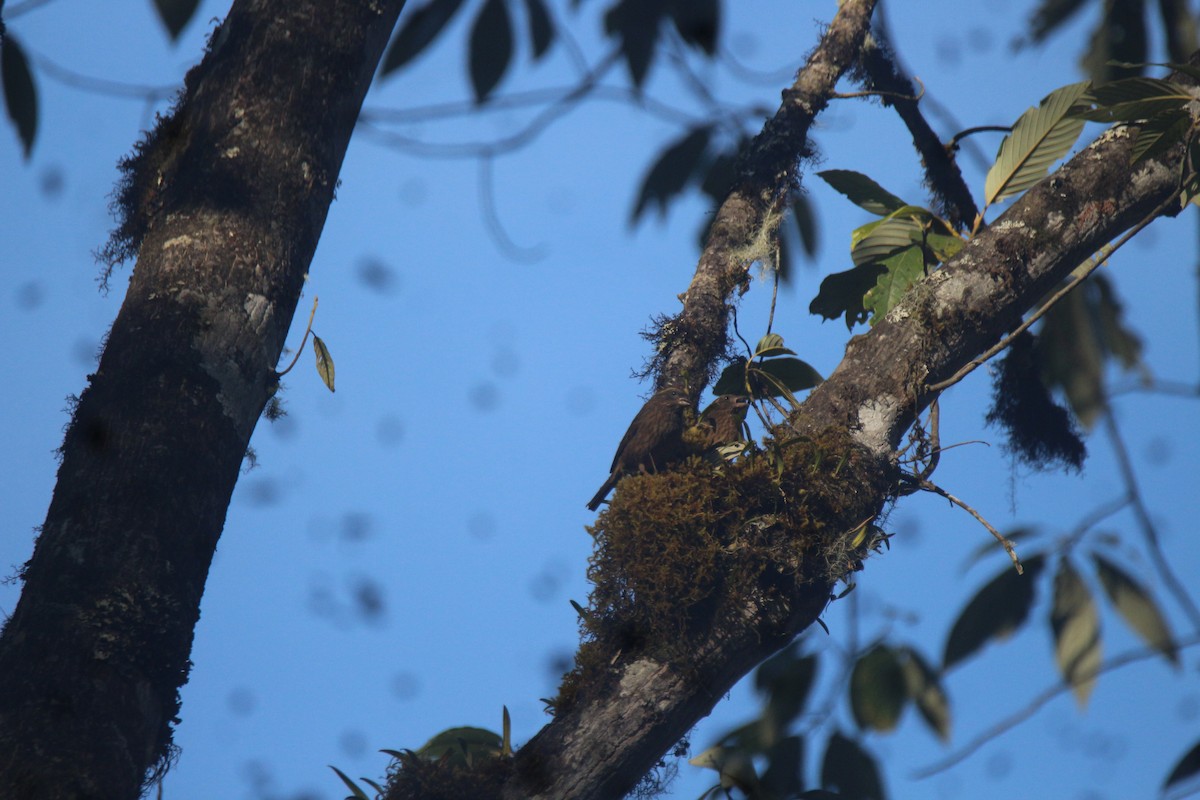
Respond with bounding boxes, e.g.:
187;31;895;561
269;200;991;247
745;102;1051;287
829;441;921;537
1164;740;1200;792
329;765;372;800
818;169;907;216
755;645;819;735
669;0;719;54
699;148;738;201
749;358;823;399
1050;557;1101;707
382;0;467;76
1081;0;1147;82
809;264;888;329
1027;0;1091;42
313;334;336;392
985;82;1089;205
522;0;554;58
153;0;201;40
850;645;907;733
792;192;819;258
1092;553;1178;665
2;34;38;159
761;735;805;797
604;0;664;87
898;647;951;741
631;125;712;222
469;0;514;103
943;554;1046;670
821;732;885;800
863;245;925;324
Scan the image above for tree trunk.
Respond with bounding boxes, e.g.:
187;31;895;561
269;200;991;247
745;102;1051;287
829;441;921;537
0;2;404;797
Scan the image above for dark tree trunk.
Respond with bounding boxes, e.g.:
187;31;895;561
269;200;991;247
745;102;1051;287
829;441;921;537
0;2;404;797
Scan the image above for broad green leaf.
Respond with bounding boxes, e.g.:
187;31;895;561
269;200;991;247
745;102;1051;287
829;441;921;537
899;647;951;741
329;766;371;800
821;731;885;800
749;357;823;397
312;335;336;392
712;358;750;396
818;169;908;216
755;333;796;358
851;217;923;267
863;246;925;324
1074;77;1191;122
943;554;1046;670
1164;740;1200;792
382;0;467;76
925;232;964;264
1050;557;1101;707
1;34;38;159
416;726;502;766
631;126;712;222
809;264;887;329
522;0;554;59
985;81;1090;205
1129;109;1191;163
153;0;201;40
1092;554;1178;664
850;645;907;733
469;0;514;103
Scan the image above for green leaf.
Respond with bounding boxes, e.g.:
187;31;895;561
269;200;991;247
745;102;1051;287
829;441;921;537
863;245;925;324
850;216;923;267
755;333;796;358
313;334;336;392
943;554;1046;670
925;232;964;263
381;0;467;76
1164;740;1200;792
1050;557;1102;708
631;125;712;222
984;81;1090;206
329;766;372;800
522;0;554;58
1;34;38;159
849;645;908;733
820;732;885;800
152;0;201;40
818;169;908;216
1074;76;1191;122
416;726;503;766
749;358;823;397
809;264;888;329
1092;554;1178;665
898;647;951;741
469;0;514;103
501;705;512;756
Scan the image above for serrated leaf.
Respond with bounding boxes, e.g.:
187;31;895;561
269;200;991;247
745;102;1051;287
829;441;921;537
312;335;336;392
863;245;925;324
1092;554;1178;664
152;0;201;40
755;333;796;358
850;645;908;733
819;169;908;216
2;34;38;159
809;264;887;329
1074;77;1191;122
898;647;951;741
943;554;1046;670
522;0;554;58
851;216;923;267
381;0;467;76
1050;557;1101;707
631;126;712;222
1164;740;1200;792
469;0;514;103
329;766;371;800
821;732;885;800
985;81;1090;205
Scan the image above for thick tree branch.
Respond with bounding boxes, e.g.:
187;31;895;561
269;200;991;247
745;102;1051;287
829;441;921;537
0;2;405;798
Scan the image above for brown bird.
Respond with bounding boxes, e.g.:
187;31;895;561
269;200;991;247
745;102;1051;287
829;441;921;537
586;385;692;511
698;394;751;448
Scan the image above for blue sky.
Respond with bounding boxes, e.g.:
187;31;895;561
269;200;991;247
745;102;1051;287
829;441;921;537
3;2;1198;799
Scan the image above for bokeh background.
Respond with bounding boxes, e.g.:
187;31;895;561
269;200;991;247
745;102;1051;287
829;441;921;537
3;1;1199;798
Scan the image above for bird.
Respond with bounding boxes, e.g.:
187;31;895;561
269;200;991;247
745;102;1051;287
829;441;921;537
586;385;692;511
697;394;751;449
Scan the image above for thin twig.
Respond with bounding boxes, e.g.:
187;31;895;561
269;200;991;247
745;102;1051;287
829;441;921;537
921;479;1023;573
276;296;318;378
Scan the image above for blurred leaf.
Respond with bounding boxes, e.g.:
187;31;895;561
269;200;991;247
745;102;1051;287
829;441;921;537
943;554;1046;670
1092;554;1178;664
153;0;201;40
985;81;1089;205
761;735;805;797
669;0;719;54
1074;76;1190;122
1081;0;1147;82
522;0;554;58
754;645;819;736
755;333;796;358
382;0;467;76
604;0;664;87
1092;273;1143;370
1;34;38;159
689;745;760;793
501;705;512;756
1050;557;1102;707
850;645;908;733
821;731;885;800
898;647;951;741
850;215;923;267
961;526;1040;571
863;246;925;325
631;125;712;222
809;264;888;329
699;147;738;201
469;0;514;103
792;192;819;259
818;169;908;216
1164;740;1200;792
1027;0;1091;42
313;334;336;392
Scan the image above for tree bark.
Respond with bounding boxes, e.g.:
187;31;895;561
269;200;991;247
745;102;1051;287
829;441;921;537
0;2;404;798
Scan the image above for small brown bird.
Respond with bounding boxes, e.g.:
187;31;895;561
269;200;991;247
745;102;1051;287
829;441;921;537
698;394;751;448
586;385;692;511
